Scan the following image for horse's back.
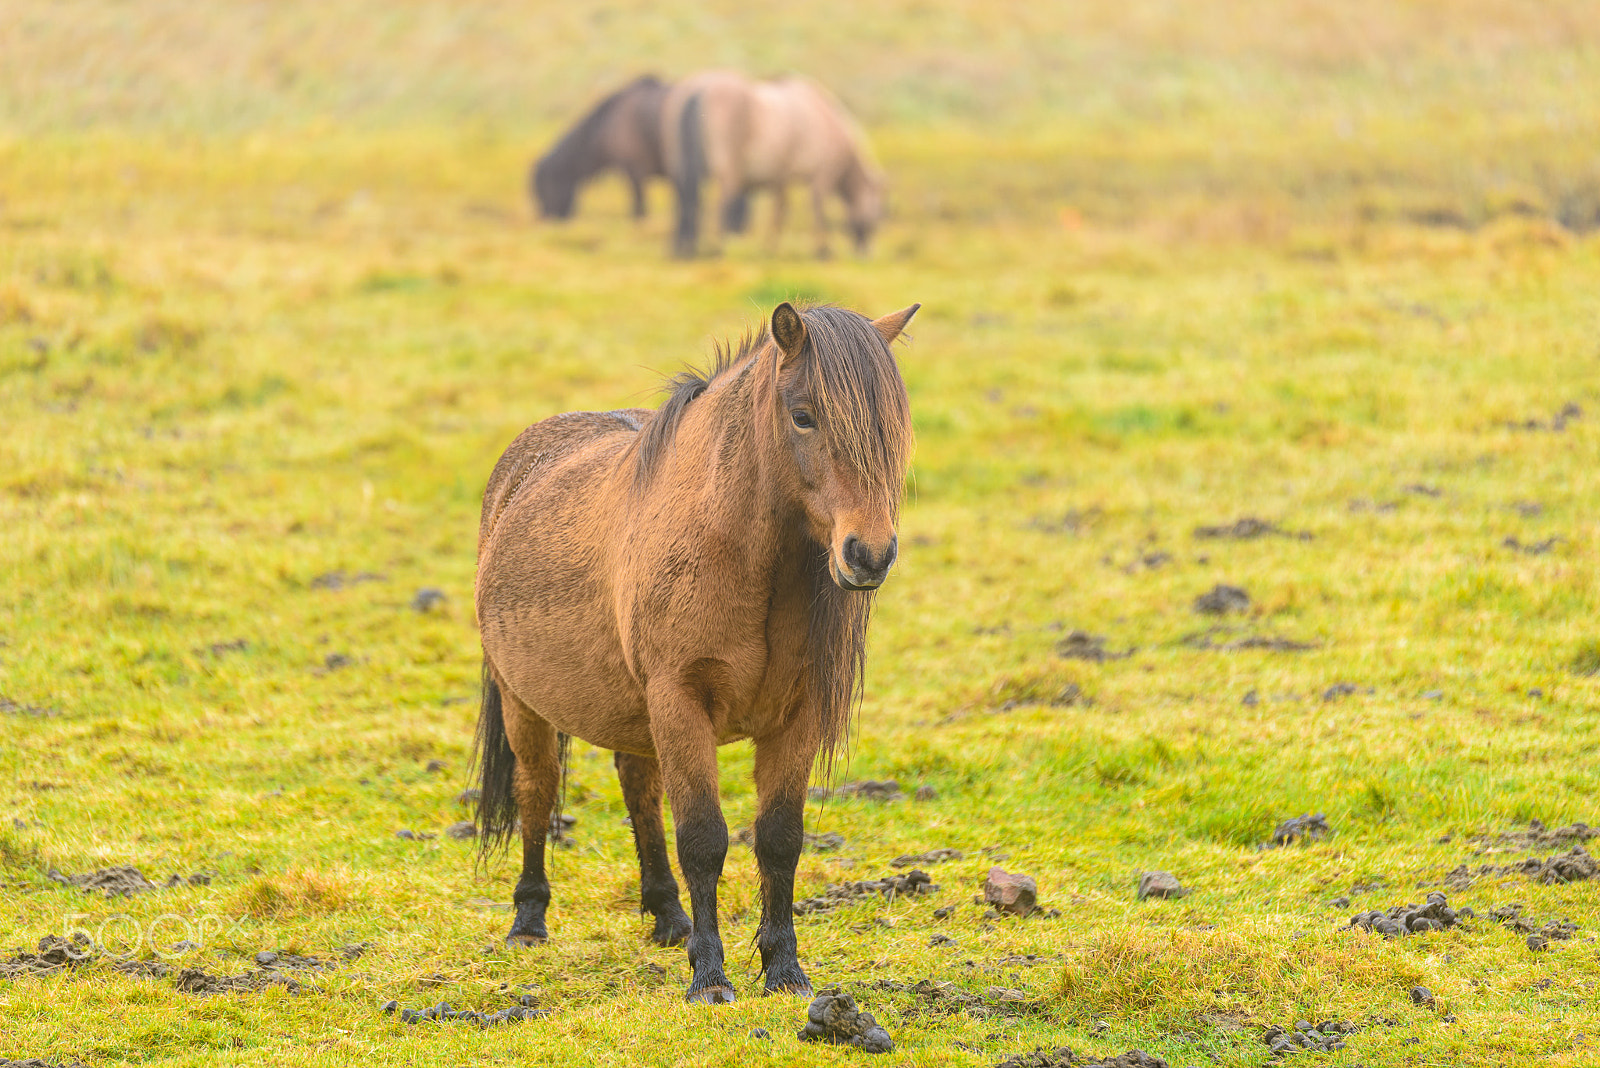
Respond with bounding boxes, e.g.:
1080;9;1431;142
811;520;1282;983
478;408;650;554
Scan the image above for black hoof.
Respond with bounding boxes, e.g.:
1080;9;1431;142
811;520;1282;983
651;913;692;947
686;985;737;1005
765;981;813;998
504;932;547;948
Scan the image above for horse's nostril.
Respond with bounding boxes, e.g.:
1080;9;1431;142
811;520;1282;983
842;535;865;571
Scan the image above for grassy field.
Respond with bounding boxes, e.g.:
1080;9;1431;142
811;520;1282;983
4;3;1600;1066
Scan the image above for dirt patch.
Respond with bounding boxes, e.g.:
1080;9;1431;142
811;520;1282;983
46;866;211;898
1193;585;1250;615
1056;631;1134;662
1346;890;1471;936
174;966;305;995
892;848;962;868
798;988;894;1053
868;978;1043;1021
195;638;249;658
1431;846;1597;890
809;780;904;802
793;870;938;915
1320;682;1372;702
1193;517;1312;541
0;1059;90;1067
996;1050;1169;1068
1265;813;1332;848
1262;1020;1358;1056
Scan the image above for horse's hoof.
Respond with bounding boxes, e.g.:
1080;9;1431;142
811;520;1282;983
765;982;812;998
504;933;547;948
685;985;737;1006
651;916;692;948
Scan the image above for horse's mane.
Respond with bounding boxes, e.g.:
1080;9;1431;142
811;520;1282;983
540;74;664;184
632;305;912;781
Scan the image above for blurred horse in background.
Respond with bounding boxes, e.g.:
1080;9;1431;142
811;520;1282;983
531;75;671;220
663;71;885;259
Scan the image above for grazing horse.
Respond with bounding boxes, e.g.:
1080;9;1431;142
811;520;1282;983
662;71;886;259
531;75;671;220
473;301;918;1004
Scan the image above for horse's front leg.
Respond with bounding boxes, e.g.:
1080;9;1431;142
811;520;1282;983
614;751;692;946
499;685;562;946
648;682;734;1003
752;721;818;996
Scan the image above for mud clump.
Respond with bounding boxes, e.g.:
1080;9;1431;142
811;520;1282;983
1487;903;1580;945
996;1050;1171;1068
309;569;384;590
0;934;95;978
1182;627;1313;652
793;870;938;915
1055;631;1134;662
175;967;303;996
870;978;1043;1020
1266;813;1332;848
1347;890;1470;936
1263;1020;1357;1056
983;868;1038;916
45;866;210;898
1471;819;1596;855
799;988;893;1053
1193;516;1311;541
1136;871;1188;900
1193;585;1250;615
0;1059;90;1067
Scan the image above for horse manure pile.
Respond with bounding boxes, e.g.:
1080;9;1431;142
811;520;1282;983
174;967;305;996
46;865;211;898
0;935;95;978
798;988;893;1053
1;1059;89;1068
1055;631;1134;662
793;870;937;915
868;978;1043;1020
383;996;545;1028
1265;813;1332;848
1262;1020;1357;1056
1470;819;1596;854
995;1049;1174;1068
0;934;354;994
1347;891;1471;936
1433;846;1597;890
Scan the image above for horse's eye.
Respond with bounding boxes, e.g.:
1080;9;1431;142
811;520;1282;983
791;410;815;430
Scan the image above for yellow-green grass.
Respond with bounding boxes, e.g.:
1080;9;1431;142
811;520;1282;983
4;3;1600;1066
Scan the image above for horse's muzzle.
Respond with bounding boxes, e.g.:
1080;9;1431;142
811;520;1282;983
835;534;896;590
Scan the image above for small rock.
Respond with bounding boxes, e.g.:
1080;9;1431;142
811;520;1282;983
1137;871;1188;900
983;867;1038;916
255;951;278;967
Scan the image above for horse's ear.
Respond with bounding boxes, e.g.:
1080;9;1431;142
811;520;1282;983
871;303;921;345
772;302;808;362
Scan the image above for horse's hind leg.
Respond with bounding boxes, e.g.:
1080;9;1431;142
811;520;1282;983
648;681;734;1004
809;182;832;259
751;723;818;996
501;687;562;947
614;751;692;946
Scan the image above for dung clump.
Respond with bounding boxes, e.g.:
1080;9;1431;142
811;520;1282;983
1193;584;1250;615
798;988;894;1053
995;1049;1170;1068
1347;890;1470;936
1267;813;1332;848
1262;1019;1358;1056
793;870;938;915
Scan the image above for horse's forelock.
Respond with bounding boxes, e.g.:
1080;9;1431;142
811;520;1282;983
794;306;912;510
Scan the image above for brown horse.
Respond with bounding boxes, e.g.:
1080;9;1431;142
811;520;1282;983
473;301;918;1004
662;71;886;259
531;75;672;221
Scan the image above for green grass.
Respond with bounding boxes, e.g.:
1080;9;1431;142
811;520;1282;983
4;3;1600;1066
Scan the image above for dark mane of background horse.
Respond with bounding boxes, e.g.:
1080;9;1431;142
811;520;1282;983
631;306;911;775
531;74;669;220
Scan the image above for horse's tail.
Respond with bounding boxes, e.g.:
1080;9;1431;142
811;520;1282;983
672;91;706;258
473;659;519;854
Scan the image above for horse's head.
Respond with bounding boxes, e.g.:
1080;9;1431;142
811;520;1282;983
766;302;917;590
841;162;887;255
531;156;577;220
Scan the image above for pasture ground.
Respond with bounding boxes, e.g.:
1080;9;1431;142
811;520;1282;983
3;3;1599;1065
